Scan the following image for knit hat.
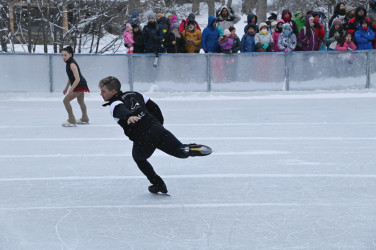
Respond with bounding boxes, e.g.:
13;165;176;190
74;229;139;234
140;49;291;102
172;20;180;30
223;29;231;36
166;13;172;18
333;18;342;26
156;13;163;19
268;13;277;21
147;13;156;20
188;13;196;21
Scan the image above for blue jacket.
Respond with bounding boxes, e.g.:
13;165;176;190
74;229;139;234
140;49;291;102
240;33;256;52
201;16;220;52
355;28;375;50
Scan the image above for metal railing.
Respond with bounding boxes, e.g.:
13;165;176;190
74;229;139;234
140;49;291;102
0;50;375;92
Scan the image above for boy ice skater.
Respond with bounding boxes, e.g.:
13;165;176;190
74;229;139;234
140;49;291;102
99;76;212;194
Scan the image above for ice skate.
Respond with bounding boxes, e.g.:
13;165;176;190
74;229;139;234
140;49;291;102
148;182;168;194
148;175;168;194
62;120;76;127
76;118;89;125
182;143;212;157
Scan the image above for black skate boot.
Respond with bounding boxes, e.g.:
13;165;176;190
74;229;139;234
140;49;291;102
148;175;168;194
182;143;212;157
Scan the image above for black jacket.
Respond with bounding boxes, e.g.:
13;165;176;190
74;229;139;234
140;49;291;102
103;91;163;141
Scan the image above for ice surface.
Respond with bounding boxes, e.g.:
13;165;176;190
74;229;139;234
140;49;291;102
0;91;376;249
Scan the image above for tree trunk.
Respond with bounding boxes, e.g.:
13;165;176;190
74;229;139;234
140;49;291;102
242;0;257;15
192;0;200;15
228;0;233;7
256;0;267;25
208;0;215;16
27;2;32;53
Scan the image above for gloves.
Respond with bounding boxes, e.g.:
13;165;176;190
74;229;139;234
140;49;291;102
262;43;269;50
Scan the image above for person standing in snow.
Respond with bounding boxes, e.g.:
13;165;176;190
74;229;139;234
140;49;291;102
278;23;297;52
164;21;186;53
99;76;212;194
142;13;165;53
180;13;201;33
183;20;202;53
216;6;241;31
201;16;220;53
255;22;273;52
62;46;90;127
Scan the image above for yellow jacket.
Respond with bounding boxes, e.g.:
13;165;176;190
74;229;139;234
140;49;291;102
182;28;202;53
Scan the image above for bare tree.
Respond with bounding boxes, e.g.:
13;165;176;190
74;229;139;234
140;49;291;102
242;0;257;15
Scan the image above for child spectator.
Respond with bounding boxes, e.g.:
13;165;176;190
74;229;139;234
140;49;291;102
123;23;134;54
229;26;241;53
255;22;273;52
278;23;297;52
241;24;257;52
336;33;357;51
218;29;234;54
355;19;375;50
272;19;285;52
328;18;345;50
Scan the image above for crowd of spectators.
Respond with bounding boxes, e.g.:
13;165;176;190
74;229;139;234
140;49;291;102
123;2;376;54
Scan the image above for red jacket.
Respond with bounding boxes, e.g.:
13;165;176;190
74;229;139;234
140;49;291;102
315;23;325;50
346;16;371;35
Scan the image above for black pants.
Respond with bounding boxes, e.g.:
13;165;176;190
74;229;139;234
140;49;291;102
132;123;188;183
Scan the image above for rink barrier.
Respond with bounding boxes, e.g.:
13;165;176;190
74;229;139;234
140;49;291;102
0;50;375;92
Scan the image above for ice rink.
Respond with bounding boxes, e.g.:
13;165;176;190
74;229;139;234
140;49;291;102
0;91;376;250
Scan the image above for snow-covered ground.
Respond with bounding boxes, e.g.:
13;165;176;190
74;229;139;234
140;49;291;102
0;90;375;249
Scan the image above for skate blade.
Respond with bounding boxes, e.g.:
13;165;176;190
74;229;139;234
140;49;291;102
76;121;89;125
190;146;212;155
62;123;76;127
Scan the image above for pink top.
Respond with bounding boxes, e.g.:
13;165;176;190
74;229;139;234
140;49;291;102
335;41;357;51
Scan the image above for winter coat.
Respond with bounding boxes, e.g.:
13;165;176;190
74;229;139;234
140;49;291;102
240;32;256;52
157;16;170;34
278;24;297;51
255;23;273;51
244;13;259;33
294;15;305;32
281;9;299;36
298;15;321;51
272;19;285;52
123;24;134;46
133;29;145;53
218;36;234;53
183;27;202;53
164;31;186;53
231;35;241;53
335;41;357;51
216;6;241;31
355;27;375;50
142;21;165;53
201;16;220;53
180;19;201;32
346;6;371;35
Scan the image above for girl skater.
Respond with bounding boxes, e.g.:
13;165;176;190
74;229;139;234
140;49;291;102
62;46;90;127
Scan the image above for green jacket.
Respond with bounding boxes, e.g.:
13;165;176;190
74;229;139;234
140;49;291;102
294;16;305;32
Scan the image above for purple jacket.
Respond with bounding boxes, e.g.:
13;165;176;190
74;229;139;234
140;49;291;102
298;15;321;51
218;36;234;50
